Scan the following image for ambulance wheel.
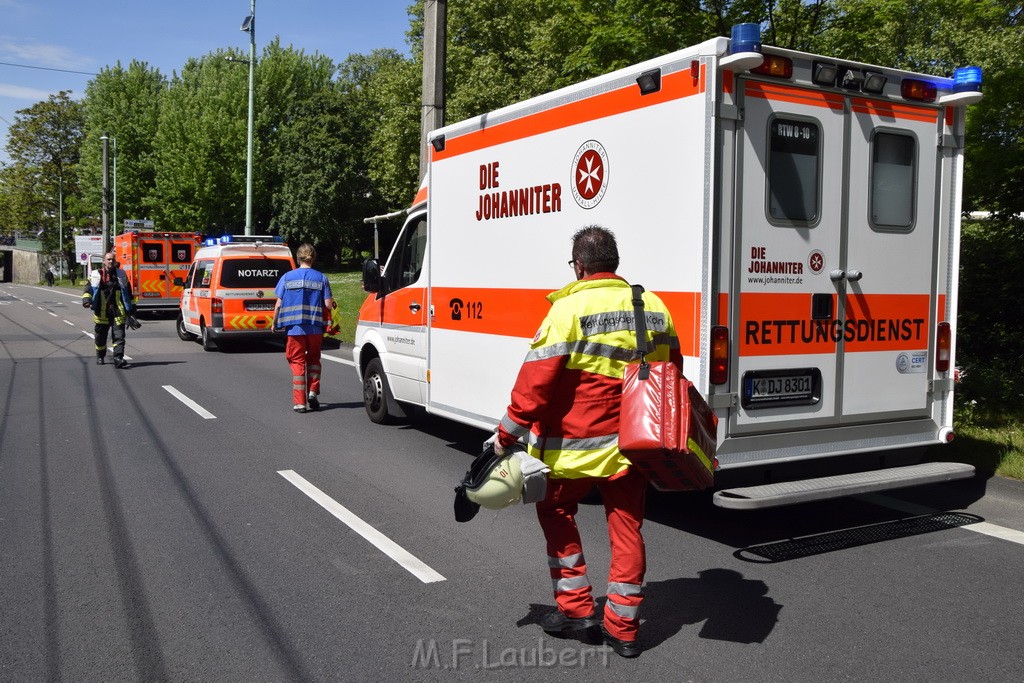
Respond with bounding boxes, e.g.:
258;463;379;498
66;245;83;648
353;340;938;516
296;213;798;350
200;321;218;352
176;313;197;341
363;357;395;424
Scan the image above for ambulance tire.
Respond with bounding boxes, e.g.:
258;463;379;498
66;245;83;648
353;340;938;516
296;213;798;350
200;321;218;352
363;357;395;424
176;312;197;341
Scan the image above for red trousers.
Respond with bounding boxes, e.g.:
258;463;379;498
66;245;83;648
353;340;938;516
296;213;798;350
536;466;647;641
285;334;322;405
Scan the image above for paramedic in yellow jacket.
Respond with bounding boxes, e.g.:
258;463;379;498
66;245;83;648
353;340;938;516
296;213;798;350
82;252;137;368
495;226;682;659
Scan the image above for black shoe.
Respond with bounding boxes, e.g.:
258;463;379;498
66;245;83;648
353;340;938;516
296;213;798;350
96;357;105;365
600;625;642;658
115;359;129;369
540;610;600;634
307;393;319;412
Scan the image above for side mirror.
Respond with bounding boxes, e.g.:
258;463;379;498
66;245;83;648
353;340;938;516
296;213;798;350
173;277;184;287
362;259;383;293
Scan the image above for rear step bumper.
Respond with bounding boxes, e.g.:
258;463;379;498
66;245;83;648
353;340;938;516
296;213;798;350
712;462;975;510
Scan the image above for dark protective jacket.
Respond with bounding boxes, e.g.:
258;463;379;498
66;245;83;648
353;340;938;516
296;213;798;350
82;267;135;324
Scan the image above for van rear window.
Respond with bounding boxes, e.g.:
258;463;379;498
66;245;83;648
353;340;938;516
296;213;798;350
219;258;292;288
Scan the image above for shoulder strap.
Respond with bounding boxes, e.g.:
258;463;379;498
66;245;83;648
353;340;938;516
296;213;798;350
630;285;654;373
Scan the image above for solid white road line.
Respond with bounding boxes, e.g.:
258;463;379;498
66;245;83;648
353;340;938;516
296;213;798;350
859;493;1024;547
321;353;354;367
278;469;446;584
162;385;217;420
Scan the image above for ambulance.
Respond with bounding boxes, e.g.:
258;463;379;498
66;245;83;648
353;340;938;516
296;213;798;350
113;229;203;310
175;235;294;351
355;24;982;509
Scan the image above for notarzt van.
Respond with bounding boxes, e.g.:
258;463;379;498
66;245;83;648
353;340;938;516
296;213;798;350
175;236;294;351
356;24;984;509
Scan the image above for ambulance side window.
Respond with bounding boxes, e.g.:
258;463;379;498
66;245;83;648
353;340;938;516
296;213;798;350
767;117;820;225
384;218;427;291
870;131;916;231
191;260;215;288
183;263;196;288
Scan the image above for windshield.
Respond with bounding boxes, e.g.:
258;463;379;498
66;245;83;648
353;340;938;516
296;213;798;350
219;258;292;288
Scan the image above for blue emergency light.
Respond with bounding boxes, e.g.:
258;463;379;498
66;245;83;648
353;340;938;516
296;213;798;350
730;23;762;54
952;66;982;93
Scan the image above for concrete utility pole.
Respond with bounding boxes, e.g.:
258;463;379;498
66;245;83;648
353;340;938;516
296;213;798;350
244;0;256;235
420;0;447;180
100;133;110;252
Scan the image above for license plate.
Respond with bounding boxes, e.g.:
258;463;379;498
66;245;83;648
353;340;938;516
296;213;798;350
245;301;275;311
742;368;821;409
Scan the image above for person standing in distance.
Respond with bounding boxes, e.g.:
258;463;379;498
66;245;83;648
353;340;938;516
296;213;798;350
82;252;136;368
273;243;334;413
494;226;682;658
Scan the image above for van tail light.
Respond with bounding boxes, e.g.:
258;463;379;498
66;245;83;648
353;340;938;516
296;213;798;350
212;298;223;315
710;326;729;385
936;322;951;373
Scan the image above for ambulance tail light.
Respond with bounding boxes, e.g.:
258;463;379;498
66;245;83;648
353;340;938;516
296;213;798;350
751;55;793;79
936;322;952;373
901;78;937;102
212;298;223;315
710;326;729;385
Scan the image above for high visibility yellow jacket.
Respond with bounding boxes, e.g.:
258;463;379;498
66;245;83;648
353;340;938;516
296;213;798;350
497;274;682;479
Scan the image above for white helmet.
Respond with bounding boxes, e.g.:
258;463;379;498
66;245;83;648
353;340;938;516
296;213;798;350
466;452;523;509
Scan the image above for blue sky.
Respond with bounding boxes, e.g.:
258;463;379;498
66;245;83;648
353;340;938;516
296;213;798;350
0;0;415;163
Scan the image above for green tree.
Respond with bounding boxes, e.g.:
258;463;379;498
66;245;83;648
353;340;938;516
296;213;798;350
152;41;336;236
1;91;84;256
80;61;167;228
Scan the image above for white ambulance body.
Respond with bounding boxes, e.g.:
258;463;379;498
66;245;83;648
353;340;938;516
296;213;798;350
356;29;980;508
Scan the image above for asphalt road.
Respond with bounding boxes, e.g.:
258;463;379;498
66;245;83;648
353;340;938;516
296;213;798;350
2;282;1024;682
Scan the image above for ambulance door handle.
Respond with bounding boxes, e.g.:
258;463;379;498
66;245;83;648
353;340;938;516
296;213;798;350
846;269;864;282
409;302;421;313
829;269;846;282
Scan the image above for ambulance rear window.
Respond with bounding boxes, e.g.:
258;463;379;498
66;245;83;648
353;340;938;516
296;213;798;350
171;243;193;263
142;242;164;263
767;117;820;224
870;132;916;230
219;258;293;288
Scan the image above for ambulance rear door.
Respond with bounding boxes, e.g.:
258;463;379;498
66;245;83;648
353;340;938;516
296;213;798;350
732;72;941;435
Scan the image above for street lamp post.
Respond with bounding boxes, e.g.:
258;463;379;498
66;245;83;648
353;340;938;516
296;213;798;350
241;0;256;236
58;172;64;280
112;137;117;237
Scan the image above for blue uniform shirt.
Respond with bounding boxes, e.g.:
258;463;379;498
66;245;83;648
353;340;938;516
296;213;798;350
274;267;333;336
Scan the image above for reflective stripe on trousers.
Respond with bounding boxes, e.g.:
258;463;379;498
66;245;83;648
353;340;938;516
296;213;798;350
536;467;647;641
285;334;323;406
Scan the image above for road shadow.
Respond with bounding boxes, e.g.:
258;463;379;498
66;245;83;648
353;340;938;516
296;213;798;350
515;568;782;650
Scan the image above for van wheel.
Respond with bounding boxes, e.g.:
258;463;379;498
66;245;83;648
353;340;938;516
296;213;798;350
363;357;395;424
200;321;218;351
176;313;197;341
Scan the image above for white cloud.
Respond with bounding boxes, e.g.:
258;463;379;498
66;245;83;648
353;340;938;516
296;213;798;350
0;39;93;71
0;83;57;100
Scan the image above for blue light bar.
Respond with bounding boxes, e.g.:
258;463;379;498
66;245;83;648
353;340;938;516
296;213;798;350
204;238;217;246
952;66;982;93
219;235;233;244
730;23;761;54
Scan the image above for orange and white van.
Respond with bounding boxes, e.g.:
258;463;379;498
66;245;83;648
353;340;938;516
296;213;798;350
356;24;984;508
114;230;203;310
175;235;294;351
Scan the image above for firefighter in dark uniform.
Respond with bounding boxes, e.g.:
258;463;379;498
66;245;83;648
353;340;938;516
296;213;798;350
82;252;136;368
